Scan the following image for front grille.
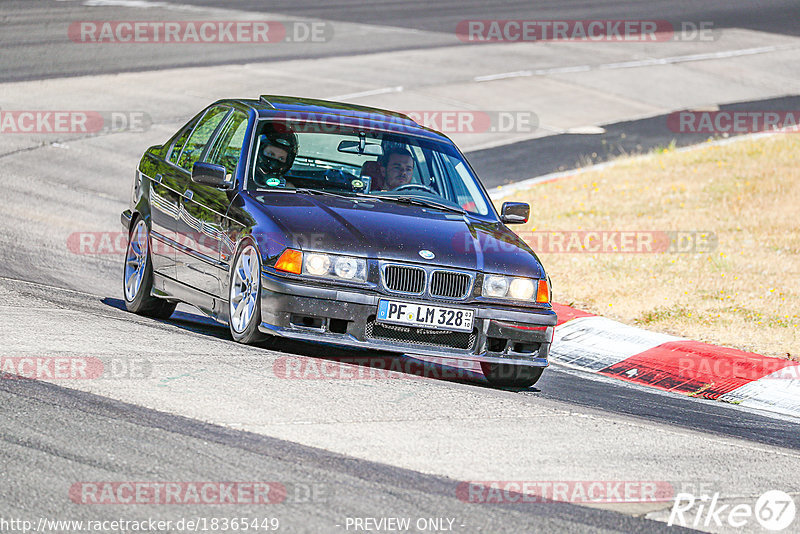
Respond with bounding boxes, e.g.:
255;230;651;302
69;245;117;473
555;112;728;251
365;317;477;350
430;270;471;299
384;265;425;294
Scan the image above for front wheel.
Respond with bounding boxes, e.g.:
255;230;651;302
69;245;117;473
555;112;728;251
123;217;176;319
228;241;266;344
481;363;544;389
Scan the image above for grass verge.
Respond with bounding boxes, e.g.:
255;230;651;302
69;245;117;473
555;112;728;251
501;134;799;360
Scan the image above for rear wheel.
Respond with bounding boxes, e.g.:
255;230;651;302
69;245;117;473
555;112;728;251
123;217;176;319
228;241;266;344
481;363;544;389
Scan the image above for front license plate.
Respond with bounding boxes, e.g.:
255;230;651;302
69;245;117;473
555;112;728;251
377;299;475;333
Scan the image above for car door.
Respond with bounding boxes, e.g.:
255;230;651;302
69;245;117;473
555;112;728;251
147;118;198;278
178;108;249;297
171;105;231;292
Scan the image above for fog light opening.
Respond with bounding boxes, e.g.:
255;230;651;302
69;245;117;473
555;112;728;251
290;315;324;329
329;318;348;334
487;337;507;352
511;342;540;354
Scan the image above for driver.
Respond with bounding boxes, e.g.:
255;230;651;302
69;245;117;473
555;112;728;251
378;146;414;190
254;123;298;188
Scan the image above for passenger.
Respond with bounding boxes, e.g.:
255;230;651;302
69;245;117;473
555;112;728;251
254;124;297;188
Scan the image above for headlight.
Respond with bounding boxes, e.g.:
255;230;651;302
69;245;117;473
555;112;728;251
483;275;549;303
304;253;331;276
333;257;360;279
301;252;367;283
483;275;509;298
509;278;535;300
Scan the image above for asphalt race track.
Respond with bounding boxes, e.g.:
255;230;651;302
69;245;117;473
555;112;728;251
5;0;800;82
1;1;800;533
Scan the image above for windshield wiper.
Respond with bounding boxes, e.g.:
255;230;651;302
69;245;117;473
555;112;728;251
294;188;375;201
285;188;463;214
378;194;466;214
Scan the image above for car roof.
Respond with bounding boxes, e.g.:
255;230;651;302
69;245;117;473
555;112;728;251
226;95;450;142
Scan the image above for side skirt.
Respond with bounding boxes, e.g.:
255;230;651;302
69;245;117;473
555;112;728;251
152;272;230;325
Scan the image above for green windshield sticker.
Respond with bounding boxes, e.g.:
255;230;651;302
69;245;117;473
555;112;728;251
351;179;364;189
266;178;281;187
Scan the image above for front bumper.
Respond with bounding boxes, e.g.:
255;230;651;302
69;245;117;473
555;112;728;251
258;272;556;367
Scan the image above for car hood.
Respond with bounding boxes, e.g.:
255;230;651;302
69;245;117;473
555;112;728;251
247;191;545;277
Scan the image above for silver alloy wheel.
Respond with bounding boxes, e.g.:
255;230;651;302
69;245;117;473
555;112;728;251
229;245;260;333
124;219;149;302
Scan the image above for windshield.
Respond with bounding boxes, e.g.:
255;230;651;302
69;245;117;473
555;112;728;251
247;119;492;216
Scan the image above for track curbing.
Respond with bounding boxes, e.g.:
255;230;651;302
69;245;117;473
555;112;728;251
548;301;800;418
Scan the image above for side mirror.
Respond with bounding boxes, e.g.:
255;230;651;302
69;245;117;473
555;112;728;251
191;162;231;188
500;202;529;224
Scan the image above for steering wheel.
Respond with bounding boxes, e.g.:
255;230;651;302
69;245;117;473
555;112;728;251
393;183;437;195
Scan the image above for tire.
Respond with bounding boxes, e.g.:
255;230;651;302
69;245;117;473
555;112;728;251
481;363;544;389
123;217;177;319
228;240;267;344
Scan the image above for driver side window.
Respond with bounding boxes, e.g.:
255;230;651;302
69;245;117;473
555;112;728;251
176;106;230;172
206;110;249;175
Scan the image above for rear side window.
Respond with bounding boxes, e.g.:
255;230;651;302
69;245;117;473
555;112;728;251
206;111;249;175
176;106;230;171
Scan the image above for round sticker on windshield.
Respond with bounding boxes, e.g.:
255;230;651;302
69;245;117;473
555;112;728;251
351;179;364;189
266;178;281;187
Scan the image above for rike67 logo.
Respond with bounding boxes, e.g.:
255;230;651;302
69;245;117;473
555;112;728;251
669;490;796;531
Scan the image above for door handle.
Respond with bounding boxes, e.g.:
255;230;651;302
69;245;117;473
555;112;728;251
153;173;162;184
183;190;194;201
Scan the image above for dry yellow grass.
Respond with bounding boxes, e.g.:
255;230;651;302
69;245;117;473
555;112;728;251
501;134;800;360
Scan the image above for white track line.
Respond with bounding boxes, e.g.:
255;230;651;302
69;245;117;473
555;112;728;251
57;0;207;10
329;86;405;101
475;44;798;82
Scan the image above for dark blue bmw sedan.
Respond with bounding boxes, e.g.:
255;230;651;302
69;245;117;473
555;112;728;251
121;95;556;388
